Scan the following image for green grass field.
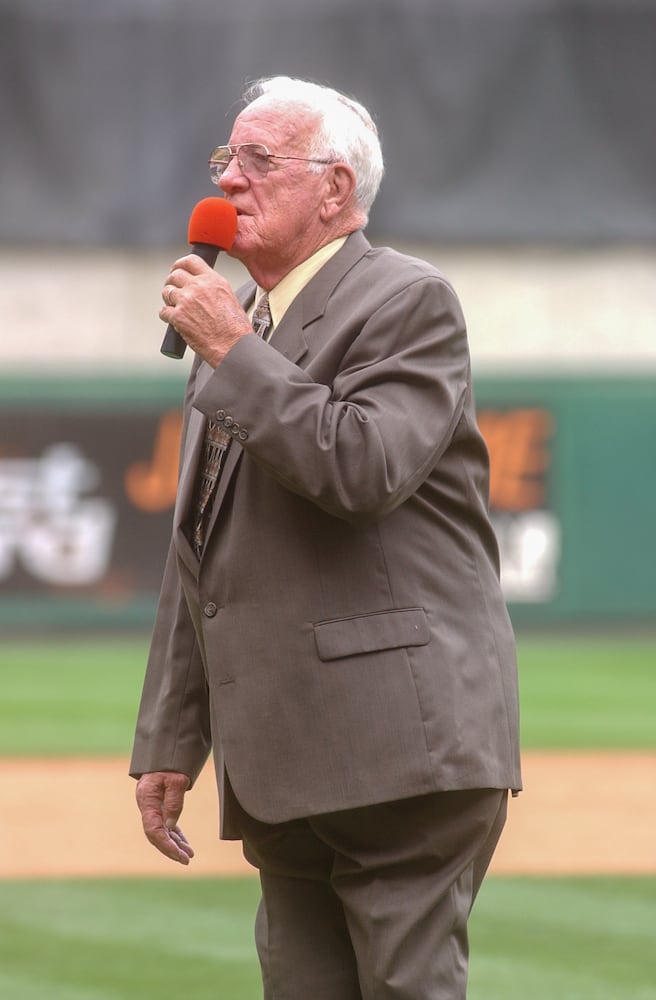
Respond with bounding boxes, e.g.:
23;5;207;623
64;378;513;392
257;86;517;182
1;876;654;999
2;632;655;998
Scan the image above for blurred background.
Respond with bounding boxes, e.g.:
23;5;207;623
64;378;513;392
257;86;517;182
1;1;655;998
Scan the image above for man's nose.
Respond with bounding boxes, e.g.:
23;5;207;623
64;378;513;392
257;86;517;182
219;155;248;192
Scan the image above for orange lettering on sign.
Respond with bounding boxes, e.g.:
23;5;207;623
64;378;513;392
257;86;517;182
124;409;182;512
478;408;554;511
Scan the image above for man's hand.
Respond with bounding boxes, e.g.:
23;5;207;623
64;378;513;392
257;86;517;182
135;771;194;866
159;254;253;367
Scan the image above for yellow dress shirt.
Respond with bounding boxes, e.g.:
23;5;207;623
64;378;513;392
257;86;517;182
251;236;348;337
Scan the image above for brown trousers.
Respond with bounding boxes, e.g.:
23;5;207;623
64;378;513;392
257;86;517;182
235;787;508;999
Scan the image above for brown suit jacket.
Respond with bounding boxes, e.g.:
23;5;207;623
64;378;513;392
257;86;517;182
130;230;522;837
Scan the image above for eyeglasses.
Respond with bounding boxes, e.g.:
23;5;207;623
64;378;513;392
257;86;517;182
208;142;334;184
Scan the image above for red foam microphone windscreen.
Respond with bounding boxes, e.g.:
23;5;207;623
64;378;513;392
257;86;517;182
187;197;238;249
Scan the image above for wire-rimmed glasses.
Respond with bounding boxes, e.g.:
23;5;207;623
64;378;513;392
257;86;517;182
209;142;334;184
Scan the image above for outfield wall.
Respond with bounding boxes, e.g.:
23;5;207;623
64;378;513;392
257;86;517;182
1;374;654;630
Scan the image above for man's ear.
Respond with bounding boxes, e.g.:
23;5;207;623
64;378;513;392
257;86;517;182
320;163;358;222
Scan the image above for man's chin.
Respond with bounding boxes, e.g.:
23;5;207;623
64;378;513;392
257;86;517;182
226;239;248;263
228;232;261;268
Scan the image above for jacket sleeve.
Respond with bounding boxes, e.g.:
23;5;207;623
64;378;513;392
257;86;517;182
194;272;471;523
129;537;212;785
129;357;212;784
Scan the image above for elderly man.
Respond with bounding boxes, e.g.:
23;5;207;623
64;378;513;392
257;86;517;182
131;76;521;999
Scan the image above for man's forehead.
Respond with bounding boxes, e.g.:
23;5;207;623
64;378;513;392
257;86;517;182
231;103;315;146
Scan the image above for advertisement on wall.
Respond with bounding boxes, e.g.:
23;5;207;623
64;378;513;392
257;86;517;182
1;376;654;629
0;398;182;626
478;406;560;604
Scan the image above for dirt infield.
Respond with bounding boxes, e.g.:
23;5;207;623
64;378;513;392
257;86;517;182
2;752;655;879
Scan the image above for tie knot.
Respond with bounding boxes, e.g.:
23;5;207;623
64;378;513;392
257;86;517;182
252;293;272;339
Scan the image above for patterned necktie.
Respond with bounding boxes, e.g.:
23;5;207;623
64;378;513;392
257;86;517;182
252;292;272;340
191;294;272;557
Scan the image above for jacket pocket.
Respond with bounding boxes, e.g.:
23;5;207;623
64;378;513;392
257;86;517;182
313;607;430;662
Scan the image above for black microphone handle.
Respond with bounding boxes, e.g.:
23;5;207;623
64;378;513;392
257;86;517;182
160;242;221;359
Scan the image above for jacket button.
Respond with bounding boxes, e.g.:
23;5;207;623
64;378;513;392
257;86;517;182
215;409;226;422
204;602;218;618
223;415;233;427
230;423;240;435
238;429;248;441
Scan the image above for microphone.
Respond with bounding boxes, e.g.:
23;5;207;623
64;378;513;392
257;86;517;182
160;197;238;359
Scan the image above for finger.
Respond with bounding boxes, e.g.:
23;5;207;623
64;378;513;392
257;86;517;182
154;829;193;865
167;824;195;860
161;284;177;307
172;253;211;275
139;805;192;865
158;305;178;328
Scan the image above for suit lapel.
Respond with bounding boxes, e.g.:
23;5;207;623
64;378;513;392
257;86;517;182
270;230;371;364
172;360;205;571
192;283;256;552
176;358;216;525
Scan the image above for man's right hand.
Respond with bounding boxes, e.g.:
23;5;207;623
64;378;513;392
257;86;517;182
135;771;194;865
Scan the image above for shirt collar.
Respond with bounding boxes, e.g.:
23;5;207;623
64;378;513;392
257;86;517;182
255;236;348;328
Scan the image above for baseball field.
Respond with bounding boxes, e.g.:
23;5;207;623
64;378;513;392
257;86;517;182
2;633;655;998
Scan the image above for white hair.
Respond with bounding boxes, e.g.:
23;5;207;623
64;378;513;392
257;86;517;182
242;76;384;220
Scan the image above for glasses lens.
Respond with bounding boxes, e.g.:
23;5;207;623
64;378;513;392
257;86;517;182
239;144;270;177
209;147;231;184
